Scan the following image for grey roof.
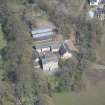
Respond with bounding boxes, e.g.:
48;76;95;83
41;52;58;64
59;43;71;55
31;28;54;35
90;0;105;4
35;41;61;50
42;57;58;64
90;0;98;3
31;26;57;41
33;35;54;41
100;0;105;3
64;43;71;52
95;8;105;14
51;42;61;50
32;31;54;39
35;44;50;50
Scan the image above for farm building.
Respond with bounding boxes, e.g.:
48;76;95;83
94;7;105;20
59;43;72;59
31;28;54;35
89;0;105;5
100;0;105;3
51;42;61;52
34;41;61;53
34;44;51;53
89;0;100;6
31;27;56;41
41;52;59;73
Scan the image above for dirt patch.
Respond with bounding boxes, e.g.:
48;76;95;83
31;19;55;29
65;39;79;52
53;33;63;42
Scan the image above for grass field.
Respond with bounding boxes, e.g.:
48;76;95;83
53;83;105;105
0;24;6;50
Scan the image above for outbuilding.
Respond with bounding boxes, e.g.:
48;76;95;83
31;27;56;41
41;52;59;73
34;41;61;53
89;0;100;6
59;43;72;59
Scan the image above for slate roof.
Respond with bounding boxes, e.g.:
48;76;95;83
31;27;56;40
89;0;100;5
33;35;54;41
51;42;61;50
100;0;105;3
59;43;71;56
90;0;98;2
42;56;58;64
90;0;105;4
41;52;58;64
32;31;54;39
34;41;61;50
95;8;105;14
31;28;54;35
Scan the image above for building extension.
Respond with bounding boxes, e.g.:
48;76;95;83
31;27;56;41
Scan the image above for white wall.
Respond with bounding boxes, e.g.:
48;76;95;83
42;47;50;52
52;48;59;52
61;52;72;59
90;0;100;6
43;61;58;72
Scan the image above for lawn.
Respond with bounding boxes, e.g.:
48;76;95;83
0;24;6;50
53;84;105;105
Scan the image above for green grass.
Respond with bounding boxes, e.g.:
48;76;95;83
47;75;60;87
53;83;105;105
53;92;75;105
8;0;24;4
0;24;6;50
48;75;59;82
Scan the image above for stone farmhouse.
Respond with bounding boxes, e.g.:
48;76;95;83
25;5;77;73
30;19;77;73
33;38;75;73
